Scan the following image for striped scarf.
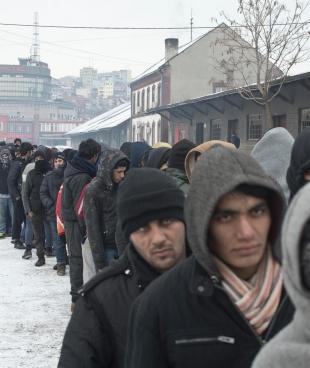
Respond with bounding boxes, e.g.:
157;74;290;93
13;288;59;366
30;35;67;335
213;247;283;335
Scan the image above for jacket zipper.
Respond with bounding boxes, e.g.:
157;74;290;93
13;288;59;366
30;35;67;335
211;276;264;346
175;335;235;346
263;294;288;341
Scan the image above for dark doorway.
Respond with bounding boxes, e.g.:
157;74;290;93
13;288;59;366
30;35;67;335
227;119;239;142
273;114;287;128
196;123;204;144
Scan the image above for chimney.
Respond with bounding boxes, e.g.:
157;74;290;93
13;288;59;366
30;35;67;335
165;38;179;61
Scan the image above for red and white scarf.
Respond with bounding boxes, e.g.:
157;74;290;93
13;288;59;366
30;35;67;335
213;247;283;335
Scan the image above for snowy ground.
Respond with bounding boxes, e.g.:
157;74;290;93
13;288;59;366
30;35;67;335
0;238;71;368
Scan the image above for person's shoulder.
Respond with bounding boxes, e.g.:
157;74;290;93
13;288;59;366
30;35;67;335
81;255;130;296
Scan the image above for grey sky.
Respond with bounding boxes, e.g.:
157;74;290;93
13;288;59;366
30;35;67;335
0;0;309;79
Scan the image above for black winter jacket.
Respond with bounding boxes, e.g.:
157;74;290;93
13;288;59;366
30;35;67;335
84;149;129;271
7;158;27;199
62;155;97;227
58;245;159;368
126;256;294;368
40;166;65;219
22;160;50;215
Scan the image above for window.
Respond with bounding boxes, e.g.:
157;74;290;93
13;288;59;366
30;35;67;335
132;93;136;115
152;85;155;103
300;108;310;131
147;87;150;110
247;114;262;140
157;84;161;106
142;89;145;111
210;119;221;140
137;91;140;107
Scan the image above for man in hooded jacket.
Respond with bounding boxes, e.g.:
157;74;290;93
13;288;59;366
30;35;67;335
22;150;51;265
62;139;101;308
7;142;33;249
58;168;186;368
83;148;129;275
0;148;13;238
252;182;310;368
125;146;294;368
40;152;67;275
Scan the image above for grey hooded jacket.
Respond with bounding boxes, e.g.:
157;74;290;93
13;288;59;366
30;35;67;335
186;145;285;276
84;148;129;271
251;127;294;203
125;146;293;368
252;183;310;368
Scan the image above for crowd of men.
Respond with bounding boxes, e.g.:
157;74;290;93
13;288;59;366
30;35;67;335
1;127;310;367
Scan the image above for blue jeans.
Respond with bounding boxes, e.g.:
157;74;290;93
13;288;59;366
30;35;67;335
44;220;52;249
25;216;33;249
50;218;67;264
0;195;13;234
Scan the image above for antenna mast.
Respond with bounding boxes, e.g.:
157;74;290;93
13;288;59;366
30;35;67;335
190;9;193;42
30;12;40;64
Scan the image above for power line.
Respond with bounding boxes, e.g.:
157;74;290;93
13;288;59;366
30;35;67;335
0;21;309;30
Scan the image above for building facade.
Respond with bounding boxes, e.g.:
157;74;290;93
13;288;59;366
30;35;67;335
130;24;278;145
0;58;82;144
150;72;310;152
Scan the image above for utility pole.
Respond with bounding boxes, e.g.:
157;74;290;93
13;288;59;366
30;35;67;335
190;9;193;42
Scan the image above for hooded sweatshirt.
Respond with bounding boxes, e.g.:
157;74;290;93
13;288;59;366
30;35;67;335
252;182;310;368
124;146;292;368
0;148;11;195
287;128;310;200
185;140;236;181
84;148;129;271
185;145;285;278
251;127;294;203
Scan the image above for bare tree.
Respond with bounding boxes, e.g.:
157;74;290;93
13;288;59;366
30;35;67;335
216;0;309;130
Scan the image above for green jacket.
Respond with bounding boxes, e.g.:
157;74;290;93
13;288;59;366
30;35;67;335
165;167;190;194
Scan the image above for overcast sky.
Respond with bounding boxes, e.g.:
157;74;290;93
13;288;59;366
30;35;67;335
0;0;309;79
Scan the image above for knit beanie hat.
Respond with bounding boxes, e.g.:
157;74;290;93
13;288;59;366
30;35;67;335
117;168;185;239
168;139;196;172
19;142;33;155
55;152;66;161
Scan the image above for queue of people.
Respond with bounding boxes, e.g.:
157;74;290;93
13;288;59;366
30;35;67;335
1;127;310;368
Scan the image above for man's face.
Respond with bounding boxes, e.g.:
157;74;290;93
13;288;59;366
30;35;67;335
112;166;127;184
130;219;186;273
209;192;271;280
54;158;65;169
304;170;310;182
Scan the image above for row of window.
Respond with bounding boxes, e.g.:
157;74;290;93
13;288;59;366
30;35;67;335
132;83;161;115
40;122;79;133
49;113;77;120
132;121;161;146
200;109;310;141
7;123;32;134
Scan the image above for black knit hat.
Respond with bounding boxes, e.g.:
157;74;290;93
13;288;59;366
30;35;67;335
19;142;33;155
168;139;196;171
55;152;66;161
117;168;185;239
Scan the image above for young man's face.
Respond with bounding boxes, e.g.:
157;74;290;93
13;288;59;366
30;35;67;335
54;158;65;169
112;166;127;184
209;191;271;280
130;219;186;273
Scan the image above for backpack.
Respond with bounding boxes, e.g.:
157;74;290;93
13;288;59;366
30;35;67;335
55;184;65;236
74;179;94;220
